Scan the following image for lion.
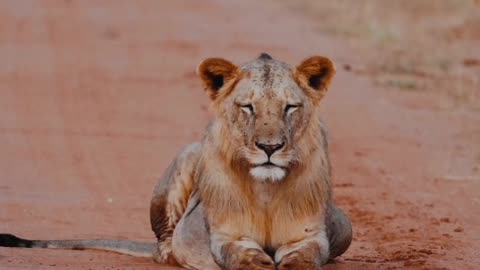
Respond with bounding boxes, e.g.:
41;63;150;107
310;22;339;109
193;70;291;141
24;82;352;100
0;53;352;270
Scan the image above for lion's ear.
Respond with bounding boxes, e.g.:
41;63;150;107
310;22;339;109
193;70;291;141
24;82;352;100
197;58;239;100
295;56;335;102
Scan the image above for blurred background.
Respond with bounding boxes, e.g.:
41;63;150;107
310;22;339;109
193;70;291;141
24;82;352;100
0;1;478;269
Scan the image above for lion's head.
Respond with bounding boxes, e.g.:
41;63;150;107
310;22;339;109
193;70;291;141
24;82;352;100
197;53;335;182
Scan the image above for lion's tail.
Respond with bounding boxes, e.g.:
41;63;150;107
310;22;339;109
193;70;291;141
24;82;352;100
0;233;155;258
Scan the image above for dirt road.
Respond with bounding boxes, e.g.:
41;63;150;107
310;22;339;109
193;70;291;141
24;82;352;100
1;1;479;269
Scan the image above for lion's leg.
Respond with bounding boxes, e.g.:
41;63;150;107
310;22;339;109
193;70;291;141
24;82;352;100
210;234;275;270
274;206;352;270
171;193;220;270
150;143;202;265
274;231;329;270
327;205;352;259
150;192;179;265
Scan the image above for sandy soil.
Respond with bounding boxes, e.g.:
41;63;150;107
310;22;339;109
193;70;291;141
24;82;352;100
0;1;479;269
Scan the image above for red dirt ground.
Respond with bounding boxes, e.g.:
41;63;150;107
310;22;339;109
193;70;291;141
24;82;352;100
0;1;479;270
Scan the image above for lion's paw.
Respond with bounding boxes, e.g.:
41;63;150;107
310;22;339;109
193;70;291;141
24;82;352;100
277;251;320;270
229;248;275;270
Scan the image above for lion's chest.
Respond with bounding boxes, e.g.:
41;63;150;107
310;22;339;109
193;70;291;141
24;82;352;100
237;184;324;249
203;175;327;250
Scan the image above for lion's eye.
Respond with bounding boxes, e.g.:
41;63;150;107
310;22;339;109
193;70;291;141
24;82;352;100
285;104;300;115
240;104;254;115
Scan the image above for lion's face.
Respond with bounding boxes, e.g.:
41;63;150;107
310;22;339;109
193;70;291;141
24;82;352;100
198;54;335;181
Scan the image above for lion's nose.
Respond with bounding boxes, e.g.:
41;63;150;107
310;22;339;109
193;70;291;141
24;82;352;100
255;141;285;157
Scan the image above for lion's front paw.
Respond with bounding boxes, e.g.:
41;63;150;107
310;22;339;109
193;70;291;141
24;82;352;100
277;251;320;270
229;248;275;270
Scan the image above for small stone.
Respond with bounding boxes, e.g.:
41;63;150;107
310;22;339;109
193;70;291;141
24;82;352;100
439;217;450;223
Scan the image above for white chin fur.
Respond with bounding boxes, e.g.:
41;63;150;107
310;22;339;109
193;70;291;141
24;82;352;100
250;166;286;182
